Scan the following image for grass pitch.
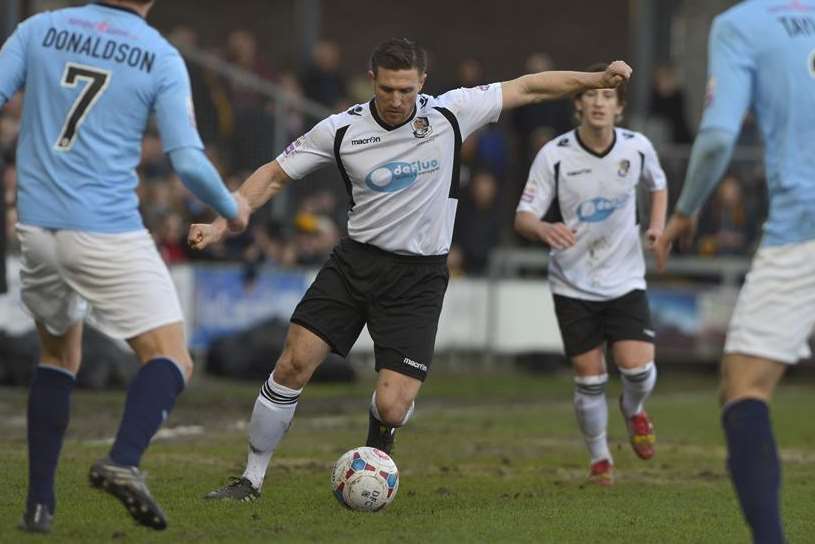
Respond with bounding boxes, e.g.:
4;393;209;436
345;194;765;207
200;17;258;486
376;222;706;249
1;367;813;543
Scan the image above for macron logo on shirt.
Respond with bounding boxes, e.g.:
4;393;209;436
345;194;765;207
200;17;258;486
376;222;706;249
351;136;381;146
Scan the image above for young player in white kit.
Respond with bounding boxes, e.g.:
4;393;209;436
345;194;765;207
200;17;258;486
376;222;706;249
189;39;632;501
515;65;667;485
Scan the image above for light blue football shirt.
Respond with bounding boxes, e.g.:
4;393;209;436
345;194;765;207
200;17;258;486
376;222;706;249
698;0;815;246
0;2;203;233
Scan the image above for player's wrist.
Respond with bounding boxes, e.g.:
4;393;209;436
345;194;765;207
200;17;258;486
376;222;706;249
213;216;228;234
586;71;605;90
536;222;552;241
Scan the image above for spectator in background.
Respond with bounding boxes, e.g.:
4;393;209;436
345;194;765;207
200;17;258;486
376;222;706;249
474;124;509;179
455;58;483;88
301;40;348;111
252;220;296;267
276;70;308;142
0;155;5;294
292;190;341;266
648;64;692;144
696;174;759;256
452;171;501;275
511;53;573;168
139;176;175;232
169;26;230;145
139;133;172;180
154;212;188;265
449;59;509;183
226;29;274;107
3;161;18;257
226;30;275;172
0;94;17;291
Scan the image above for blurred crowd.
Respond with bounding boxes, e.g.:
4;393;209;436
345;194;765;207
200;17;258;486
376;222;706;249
1;28;768;277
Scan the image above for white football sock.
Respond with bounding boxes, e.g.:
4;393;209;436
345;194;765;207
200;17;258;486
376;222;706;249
574;374;611;464
619;362;657;417
243;373;302;489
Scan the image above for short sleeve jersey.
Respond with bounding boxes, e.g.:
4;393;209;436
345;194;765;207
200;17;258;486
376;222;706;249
517;129;667;301
276;84;503;255
0;3;203;233
698;0;815;246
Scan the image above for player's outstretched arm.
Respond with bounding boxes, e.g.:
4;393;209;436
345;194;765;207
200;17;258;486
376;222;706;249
514;211;576;251
188;160;292;251
169;146;241;220
501;61;632;111
653;128;737;271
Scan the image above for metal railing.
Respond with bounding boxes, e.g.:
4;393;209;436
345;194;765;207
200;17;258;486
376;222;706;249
487;248;752;288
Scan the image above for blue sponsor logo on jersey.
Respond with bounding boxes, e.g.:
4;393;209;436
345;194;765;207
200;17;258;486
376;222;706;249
577;195;629;223
365;160;440;193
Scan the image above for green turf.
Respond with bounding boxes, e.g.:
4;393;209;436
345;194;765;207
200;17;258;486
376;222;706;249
1;369;813;543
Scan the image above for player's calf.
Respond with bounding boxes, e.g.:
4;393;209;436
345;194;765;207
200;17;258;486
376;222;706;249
23;364;75;534
574;374;612;466
618;362;657;460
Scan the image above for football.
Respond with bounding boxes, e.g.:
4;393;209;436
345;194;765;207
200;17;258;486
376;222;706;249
330;447;399;512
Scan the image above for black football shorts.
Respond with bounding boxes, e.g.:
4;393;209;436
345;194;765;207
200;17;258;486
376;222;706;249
291;238;449;381
553;289;655;358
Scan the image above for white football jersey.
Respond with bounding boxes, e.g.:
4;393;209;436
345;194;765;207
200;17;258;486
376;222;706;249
276;84;503;255
517;128;667;301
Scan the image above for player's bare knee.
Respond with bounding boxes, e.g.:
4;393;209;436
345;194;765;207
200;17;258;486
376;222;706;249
720;354;782;405
573;359;604;377
173;355;194;381
374;388;415;427
272;351;312;389
42;350;81;374
376;401;410;427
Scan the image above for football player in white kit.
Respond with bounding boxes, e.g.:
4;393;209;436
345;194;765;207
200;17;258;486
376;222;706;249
190;39;631;501
515;64;667;485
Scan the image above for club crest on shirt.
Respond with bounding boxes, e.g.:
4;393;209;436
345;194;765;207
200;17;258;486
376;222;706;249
617;159;631;177
412;116;432;138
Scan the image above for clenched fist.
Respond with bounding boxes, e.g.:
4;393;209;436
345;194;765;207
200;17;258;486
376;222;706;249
188;220;226;251
601;60;632;89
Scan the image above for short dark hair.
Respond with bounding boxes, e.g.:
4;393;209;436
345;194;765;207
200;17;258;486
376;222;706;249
574;62;627;104
370;38;428;75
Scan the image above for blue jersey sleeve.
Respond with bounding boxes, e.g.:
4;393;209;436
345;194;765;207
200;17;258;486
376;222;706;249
168;147;238;219
699;16;755;134
153;49;203;152
0;18;31;105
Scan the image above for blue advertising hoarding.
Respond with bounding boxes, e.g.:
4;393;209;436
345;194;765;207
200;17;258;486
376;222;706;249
191;265;309;350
